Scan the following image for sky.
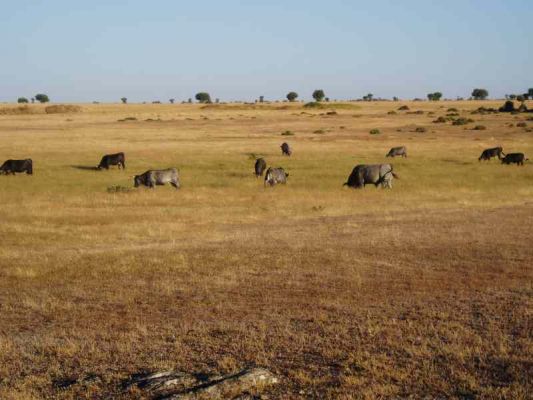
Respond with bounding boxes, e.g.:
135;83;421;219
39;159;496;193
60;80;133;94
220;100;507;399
1;0;532;103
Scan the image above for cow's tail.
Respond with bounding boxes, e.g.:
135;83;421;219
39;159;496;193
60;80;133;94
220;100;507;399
390;165;399;179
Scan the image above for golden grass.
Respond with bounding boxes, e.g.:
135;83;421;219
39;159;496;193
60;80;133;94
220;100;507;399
0;101;532;399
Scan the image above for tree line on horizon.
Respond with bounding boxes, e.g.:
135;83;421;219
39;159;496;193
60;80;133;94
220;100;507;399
13;88;533;105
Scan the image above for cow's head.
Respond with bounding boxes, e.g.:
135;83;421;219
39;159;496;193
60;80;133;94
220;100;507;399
133;175;142;187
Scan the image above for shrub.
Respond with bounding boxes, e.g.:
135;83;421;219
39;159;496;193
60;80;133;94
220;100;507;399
303;102;324;109
398;105;410;111
107;185;133;193
452;118;474;126
517;122;527;128
387;110;397;115
169;99;175;104
446;112;459;117
447;108;458;112
17;97;29;103
499;100;515;113
312;89;325;102
281;130;294;136
326;111;337;115
415;127;427;133
473;125;487;130
369;129;381;135
433;116;448;123
45;105;82;114
35;93;50;103
313;129;326;134
118;116;137;122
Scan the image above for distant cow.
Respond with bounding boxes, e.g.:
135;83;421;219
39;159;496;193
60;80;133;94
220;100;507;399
386;146;407;158
264;167;288;186
280;142;292;156
501;153;528;166
344;164;398;189
134;168;180;189
0;159;33;175
479;147;504;161
98;152;125;170
254;158;267;177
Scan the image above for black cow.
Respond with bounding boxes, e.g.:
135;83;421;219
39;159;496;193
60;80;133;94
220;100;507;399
501;153;528;166
98;152;125;170
280;142;292;156
0;159;33;175
254;158;267;177
479;147;504;161
344;164;398;189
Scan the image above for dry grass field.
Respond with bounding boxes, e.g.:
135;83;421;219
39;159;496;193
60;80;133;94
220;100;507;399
0;100;532;399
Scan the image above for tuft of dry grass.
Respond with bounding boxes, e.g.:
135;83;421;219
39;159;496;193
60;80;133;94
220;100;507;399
0;100;532;399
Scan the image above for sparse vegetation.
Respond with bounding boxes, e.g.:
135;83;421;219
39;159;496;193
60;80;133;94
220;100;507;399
452;117;474;125
369;128;381;135
398;105;410;111
517;122;527;128
415;127;427;133
281;130;294;136
17;97;29;103
473;125;487;130
313;129;326;134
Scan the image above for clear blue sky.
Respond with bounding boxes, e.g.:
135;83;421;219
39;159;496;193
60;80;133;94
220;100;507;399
1;0;532;102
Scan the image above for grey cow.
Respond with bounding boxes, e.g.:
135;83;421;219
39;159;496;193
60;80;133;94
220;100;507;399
264;167;289;186
344;164;398;189
386;146;407;158
134;168;180;189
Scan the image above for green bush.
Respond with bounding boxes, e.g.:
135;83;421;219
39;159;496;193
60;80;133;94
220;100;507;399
369;129;381;135
452;118;474;126
304;101;324;109
281;130;294;136
415;127;427;133
17;97;29;103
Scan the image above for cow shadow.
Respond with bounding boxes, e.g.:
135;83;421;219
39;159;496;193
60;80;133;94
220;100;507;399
71;165;99;171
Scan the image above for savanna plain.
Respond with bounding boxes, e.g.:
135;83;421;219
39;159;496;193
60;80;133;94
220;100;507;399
0;100;532;399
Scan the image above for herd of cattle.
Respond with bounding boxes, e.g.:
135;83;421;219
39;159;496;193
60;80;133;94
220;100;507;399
0;143;529;189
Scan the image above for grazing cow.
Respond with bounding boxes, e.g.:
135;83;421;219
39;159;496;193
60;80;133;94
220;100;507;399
386;146;407;158
501;153;528;166
344;164;398;189
280;142;292;156
0;159;33;175
254;158;267;177
134;168;180;189
479;147;504;161
98;152;125;170
264;167;289;186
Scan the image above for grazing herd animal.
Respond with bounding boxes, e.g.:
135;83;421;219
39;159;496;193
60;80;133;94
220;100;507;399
264;167;289;186
0;159;33;175
386;146;407;158
98;152;125;170
254;158;267;177
1;142;529;192
344;164;398;189
479;146;504;161
134;168;180;189
501;152;528;166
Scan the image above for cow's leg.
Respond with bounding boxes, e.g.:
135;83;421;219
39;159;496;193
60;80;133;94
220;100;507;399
170;181;179;189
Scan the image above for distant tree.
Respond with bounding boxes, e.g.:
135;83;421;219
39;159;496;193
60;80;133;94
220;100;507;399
528;88;533;99
427;92;443;101
504;94;509;100
195;92;211;103
17;97;29;103
517;95;525;102
169;98;175;104
393;96;399;101
215;98;220;103
312;89;325;102
366;93;373;101
31;97;35;103
325;97;330;102
286;91;298;102
509;94;517;100
188;98;192;103
121;97;127;104
259;96;264;103
35;93;49;103
471;88;489;100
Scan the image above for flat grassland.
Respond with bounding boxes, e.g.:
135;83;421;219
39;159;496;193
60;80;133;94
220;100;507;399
0;101;532;399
